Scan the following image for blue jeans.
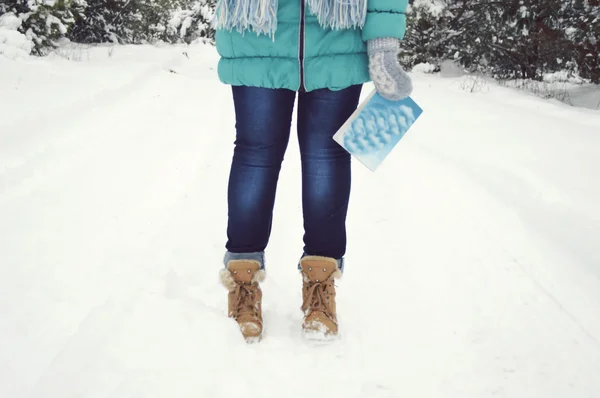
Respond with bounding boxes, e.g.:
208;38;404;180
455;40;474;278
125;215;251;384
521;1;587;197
224;85;362;270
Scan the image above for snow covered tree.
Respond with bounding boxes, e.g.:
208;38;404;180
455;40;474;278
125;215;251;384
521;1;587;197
400;0;502;73
68;0;167;43
561;0;600;83
401;0;599;84
67;0;215;44
68;0;131;43
399;0;452;70
443;0;502;72
487;0;570;80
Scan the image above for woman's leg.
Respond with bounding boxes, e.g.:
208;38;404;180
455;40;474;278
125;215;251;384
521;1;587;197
296;85;363;267
225;86;296;267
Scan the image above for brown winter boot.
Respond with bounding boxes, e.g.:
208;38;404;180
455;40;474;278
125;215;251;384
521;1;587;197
300;256;342;338
220;260;265;342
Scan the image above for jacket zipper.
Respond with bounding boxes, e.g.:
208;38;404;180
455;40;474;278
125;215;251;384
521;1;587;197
298;0;306;92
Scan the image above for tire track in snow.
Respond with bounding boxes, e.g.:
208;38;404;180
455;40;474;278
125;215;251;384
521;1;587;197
23;143;211;398
406;139;600;351
0;53;187;200
345;142;600;396
23;141;224;395
22;71;234;397
509;255;600;349
2;52;186;145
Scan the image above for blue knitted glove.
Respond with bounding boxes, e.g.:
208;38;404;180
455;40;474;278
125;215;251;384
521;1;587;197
367;37;413;100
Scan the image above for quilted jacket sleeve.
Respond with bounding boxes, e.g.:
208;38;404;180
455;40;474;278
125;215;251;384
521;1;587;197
361;0;408;41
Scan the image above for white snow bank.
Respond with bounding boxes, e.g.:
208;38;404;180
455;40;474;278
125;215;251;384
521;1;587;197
0;12;21;30
543;70;585;84
410;0;446;17
0;13;33;59
412;62;437;74
439;59;466;78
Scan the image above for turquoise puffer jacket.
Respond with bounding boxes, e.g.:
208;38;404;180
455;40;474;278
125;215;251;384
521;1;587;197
215;0;408;92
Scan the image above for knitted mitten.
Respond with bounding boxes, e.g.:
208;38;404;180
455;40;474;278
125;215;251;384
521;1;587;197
367;37;413;101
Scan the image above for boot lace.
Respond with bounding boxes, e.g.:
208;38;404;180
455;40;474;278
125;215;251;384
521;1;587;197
301;279;335;320
231;282;260;321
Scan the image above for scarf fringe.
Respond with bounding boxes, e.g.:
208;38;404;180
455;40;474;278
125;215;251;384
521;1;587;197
306;0;367;30
213;0;366;37
213;0;279;36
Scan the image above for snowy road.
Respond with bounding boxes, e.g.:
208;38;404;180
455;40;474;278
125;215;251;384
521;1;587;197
1;44;600;398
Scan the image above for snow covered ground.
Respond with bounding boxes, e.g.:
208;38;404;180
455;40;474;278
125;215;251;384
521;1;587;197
1;43;600;398
499;78;600;111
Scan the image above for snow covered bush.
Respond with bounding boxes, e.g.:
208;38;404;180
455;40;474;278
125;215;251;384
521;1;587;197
166;0;215;43
0;0;86;55
0;12;34;59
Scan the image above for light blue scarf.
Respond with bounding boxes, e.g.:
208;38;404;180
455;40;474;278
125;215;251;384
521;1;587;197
213;0;367;37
